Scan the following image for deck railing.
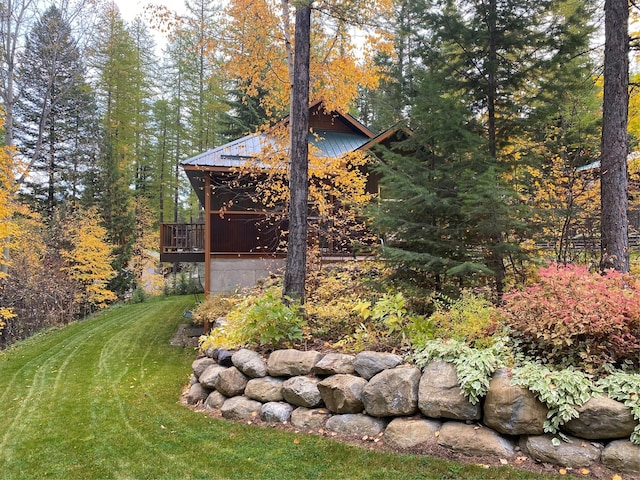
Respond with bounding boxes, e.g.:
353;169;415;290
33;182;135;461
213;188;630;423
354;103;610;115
160;223;205;263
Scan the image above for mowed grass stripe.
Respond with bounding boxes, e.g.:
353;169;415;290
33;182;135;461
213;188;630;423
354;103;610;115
0;309;127;456
0;296;568;480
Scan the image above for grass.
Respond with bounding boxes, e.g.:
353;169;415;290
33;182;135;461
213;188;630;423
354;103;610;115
0;295;568;480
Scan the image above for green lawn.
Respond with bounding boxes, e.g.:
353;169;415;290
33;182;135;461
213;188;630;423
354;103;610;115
0;295;567;480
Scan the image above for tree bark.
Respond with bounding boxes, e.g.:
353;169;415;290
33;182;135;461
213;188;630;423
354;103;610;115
283;1;312;303
600;0;629;272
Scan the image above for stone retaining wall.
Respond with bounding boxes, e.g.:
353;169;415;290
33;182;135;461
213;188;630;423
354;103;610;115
185;348;640;476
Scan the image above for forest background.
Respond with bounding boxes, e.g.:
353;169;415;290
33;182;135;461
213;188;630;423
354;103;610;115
0;0;639;347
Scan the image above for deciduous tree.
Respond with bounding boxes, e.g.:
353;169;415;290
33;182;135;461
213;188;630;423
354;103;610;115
0;111;17;330
61;206;117;315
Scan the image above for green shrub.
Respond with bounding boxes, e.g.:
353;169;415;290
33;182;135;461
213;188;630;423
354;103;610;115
408;290;500;349
129;286;148;304
501;263;640;373
199;288;306;351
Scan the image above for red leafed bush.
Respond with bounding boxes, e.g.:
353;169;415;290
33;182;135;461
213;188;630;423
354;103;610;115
501;263;640;373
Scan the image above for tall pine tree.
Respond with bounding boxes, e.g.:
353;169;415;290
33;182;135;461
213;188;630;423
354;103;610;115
90;4;150;296
371;0;598;294
14;5;98;217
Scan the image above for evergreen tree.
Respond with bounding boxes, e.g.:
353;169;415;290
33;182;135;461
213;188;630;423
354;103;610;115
14;5;98;217
356;0;422;131
220;83;270;140
90;5;150;296
128;16;158;203
180;0;226;154
371;0;598;294
156;39;188;224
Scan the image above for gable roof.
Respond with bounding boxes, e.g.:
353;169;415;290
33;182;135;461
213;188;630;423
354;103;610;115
182;100;375;170
183;101;381;206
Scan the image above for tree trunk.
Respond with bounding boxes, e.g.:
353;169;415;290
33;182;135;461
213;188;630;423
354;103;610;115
600;0;629;272
283;2;312;303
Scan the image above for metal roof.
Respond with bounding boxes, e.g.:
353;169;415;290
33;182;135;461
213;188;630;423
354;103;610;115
182;131;370;169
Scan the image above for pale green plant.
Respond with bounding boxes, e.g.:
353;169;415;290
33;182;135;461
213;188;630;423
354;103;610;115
352;292;409;335
511;363;597;437
410;338;510;405
597;372;640;444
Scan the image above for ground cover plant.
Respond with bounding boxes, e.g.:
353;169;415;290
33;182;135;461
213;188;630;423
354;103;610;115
0;294;567;480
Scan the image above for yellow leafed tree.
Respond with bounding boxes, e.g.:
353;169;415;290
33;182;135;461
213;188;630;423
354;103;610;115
221;0;391;116
220;0;389;266
61;207;117;314
0;111;18;331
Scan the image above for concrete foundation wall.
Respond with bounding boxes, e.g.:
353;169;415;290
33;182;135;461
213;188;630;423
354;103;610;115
209;258;286;293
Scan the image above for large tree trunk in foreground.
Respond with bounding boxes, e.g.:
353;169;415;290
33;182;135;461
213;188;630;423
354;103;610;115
600;0;629;272
283;2;312;303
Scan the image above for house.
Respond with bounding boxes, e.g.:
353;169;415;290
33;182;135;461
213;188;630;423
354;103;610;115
159;100;405;295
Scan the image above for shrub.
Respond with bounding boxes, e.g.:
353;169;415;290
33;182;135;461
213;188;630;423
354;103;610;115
129;286;148;304
199;288;306;351
501;263;640;373
306;263;415;350
191;294;240;326
305;266;369;344
407;290;500;349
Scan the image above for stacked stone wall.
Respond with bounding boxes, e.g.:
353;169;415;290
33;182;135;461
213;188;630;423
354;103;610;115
185;348;640;476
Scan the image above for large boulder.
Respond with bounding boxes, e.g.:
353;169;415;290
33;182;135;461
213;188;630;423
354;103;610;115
362;367;421;417
353;351;403;380
214;366;249;398
244;377;285;402
519;434;602;468
185;383;210;405
290;407;332;430
314;353;356;375
267;349;323;377
437;422;515;458
418;361;481;421
483;368;547;435
384;418;441;449
317;374;367;414
562;396;637;440
601;440;640;475
325;413;387;437
260;402;294;423
221;396;263;421
282;376;323;408
204;391;227;410
192;357;216;379
232;349;267;378
198;364;227;389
